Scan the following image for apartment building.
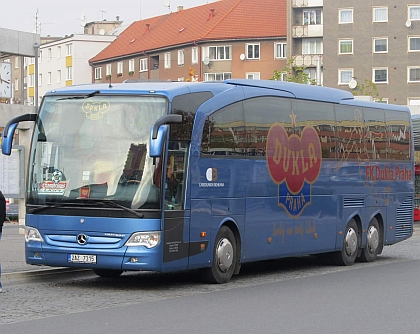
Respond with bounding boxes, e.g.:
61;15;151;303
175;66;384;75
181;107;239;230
89;0;288;83
288;0;324;84
323;1;420;105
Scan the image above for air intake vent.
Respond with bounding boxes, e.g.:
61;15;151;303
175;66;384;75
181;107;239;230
343;197;365;208
395;196;413;239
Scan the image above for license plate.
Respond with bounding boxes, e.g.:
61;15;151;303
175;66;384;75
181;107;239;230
68;254;97;264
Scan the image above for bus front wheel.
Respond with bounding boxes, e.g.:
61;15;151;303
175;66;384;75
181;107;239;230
359;218;381;262
331;219;360;266
93;269;124;278
200;226;237;284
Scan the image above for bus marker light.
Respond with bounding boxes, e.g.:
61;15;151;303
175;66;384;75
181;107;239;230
390;226;393;230
200;244;206;252
339;231;343;235
267;237;272;244
200;232;206;238
313;233;318;239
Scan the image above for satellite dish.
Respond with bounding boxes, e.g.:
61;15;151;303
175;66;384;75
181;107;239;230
164;0;170;8
406;20;412;28
239;53;246;61
99;29;105;35
203;57;210;66
348;79;357;90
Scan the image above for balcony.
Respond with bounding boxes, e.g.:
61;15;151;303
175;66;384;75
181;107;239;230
293;54;323;68
292;24;323;38
292;0;323;7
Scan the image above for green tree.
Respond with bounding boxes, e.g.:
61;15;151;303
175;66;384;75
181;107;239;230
352;79;381;101
271;56;316;85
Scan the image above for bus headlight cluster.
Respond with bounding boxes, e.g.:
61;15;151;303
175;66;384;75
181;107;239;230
125;232;161;248
25;226;44;242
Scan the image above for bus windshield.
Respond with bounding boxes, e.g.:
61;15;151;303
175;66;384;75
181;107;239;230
28;95;167;210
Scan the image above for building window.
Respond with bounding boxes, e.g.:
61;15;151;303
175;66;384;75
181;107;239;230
94;67;102;80
339;8;353;24
373;37;388;53
66;44;72;56
57;46;61;59
303;9;322;25
106;64;112;76
408;67;420;83
164;52;171;68
203;72;232;81
409;36;420;52
47;72;51;84
408;98;420;105
178;50;185;66
409;6;420;20
275;43;287;59
338;69;353;85
373;7;388;22
39;51;42;63
302;39;323;54
117;62;123;75
246;72;260;80
48;48;52;61
57;70;61;83
140;58;148;72
339;39;353;54
208;46;232;60
29;74;34;87
192;47;198;64
373;68;388;83
15;57;19;69
14;78;18;90
39;74;42;86
246;44;260;59
129;59;135;72
66;67;72;80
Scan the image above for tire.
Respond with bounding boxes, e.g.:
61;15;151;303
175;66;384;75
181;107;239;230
93;269;123;278
200;226;237;284
331;219;360;266
359;217;381;262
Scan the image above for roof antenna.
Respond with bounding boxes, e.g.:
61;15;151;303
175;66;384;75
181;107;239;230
163;0;171;13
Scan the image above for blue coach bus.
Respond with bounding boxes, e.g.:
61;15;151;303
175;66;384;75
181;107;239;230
1;80;413;283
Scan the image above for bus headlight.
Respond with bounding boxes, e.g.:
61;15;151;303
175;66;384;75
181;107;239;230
25;226;44;242
125;232;161;248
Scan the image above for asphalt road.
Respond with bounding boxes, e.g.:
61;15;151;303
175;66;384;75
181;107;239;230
1;230;420;334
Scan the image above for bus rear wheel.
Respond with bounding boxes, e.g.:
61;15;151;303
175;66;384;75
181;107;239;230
200;226;237;284
93;269;123;278
331;219;360;266
359;218;381;262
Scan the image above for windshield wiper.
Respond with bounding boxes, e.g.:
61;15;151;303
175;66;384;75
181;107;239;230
77;199;145;218
57;90;100;101
27;199;144;218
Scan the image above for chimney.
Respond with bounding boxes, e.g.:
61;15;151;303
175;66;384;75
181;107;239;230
177;6;184;12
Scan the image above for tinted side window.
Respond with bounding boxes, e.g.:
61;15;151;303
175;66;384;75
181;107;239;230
363;107;387;160
386;110;411;161
170;92;213;142
201;101;245;156
243;97;293;157
293;100;336;159
335;105;365;161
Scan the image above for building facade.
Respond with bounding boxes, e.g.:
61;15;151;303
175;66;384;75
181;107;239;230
90;0;288;83
323;0;420;105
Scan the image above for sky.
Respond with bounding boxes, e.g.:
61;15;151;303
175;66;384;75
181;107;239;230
1;0;218;37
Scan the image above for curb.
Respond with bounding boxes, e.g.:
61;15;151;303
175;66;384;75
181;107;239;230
2;268;92;284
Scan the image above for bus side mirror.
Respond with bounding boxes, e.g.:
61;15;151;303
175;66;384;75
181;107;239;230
149;114;183;157
2;114;37;156
149;125;168;157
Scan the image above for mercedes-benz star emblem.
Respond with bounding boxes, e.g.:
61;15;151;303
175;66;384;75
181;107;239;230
77;234;88;245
